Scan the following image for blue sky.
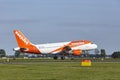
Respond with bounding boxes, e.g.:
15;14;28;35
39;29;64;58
0;0;120;55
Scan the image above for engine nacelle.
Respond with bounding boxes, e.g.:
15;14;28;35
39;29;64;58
72;50;82;56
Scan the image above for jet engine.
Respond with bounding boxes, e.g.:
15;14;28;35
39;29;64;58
72;49;82;56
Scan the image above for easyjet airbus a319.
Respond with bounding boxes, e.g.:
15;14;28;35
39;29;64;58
13;30;97;58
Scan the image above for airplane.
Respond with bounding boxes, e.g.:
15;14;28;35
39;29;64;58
13;30;97;59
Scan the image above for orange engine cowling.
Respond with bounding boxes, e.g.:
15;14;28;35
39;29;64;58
72;50;82;56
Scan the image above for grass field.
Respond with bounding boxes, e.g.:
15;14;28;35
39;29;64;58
0;61;120;80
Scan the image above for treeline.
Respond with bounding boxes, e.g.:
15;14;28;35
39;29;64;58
111;51;120;58
0;49;6;57
0;49;120;58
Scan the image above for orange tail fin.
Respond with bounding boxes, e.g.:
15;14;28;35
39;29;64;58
13;30;40;54
14;30;32;48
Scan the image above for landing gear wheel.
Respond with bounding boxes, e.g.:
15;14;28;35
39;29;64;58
53;56;58;60
61;56;65;60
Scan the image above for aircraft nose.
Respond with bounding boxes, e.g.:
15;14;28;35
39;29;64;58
92;44;97;49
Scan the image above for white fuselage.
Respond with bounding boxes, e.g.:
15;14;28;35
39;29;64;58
14;41;97;54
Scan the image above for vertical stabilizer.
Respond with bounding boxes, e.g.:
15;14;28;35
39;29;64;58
13;30;40;54
14;30;32;48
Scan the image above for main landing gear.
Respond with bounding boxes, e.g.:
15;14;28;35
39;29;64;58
53;55;65;60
